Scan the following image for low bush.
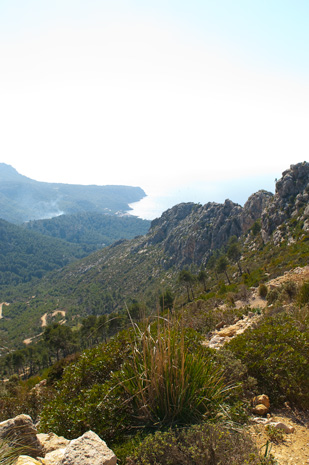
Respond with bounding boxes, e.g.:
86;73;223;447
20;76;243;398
258;283;268;299
266;288;279;304
126;423;272;465
227;310;309;409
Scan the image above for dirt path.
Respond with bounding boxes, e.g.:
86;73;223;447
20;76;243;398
0;302;10;319
250;411;309;465
41;310;66;327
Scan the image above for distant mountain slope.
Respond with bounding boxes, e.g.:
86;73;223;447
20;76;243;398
0;164;146;223
0;219;91;288
23;212;150;251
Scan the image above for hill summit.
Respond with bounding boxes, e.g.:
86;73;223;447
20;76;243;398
0;163;146;223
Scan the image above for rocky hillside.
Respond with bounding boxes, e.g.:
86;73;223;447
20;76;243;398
1;162;308;346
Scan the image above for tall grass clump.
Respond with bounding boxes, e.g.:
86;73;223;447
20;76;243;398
0;439;25;465
120;313;228;428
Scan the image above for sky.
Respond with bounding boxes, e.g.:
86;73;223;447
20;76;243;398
0;1;308;218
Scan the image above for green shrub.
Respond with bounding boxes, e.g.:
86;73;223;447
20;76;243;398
39;331;132;440
282;281;297;301
266;425;284;444
266;288;279;304
228;311;309;409
258;283;268;299
126;423;269;465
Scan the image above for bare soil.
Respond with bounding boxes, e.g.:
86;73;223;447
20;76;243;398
249;410;309;465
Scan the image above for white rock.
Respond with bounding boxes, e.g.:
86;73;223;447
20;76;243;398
59;431;117;465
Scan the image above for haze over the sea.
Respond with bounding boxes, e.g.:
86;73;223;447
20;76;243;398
128;173;277;220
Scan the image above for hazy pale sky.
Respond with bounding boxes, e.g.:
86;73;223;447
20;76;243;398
1;0;308;213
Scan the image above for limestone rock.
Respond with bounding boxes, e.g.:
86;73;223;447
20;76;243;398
16;456;42;465
0;415;43;458
59;431;117;465
37;432;69;454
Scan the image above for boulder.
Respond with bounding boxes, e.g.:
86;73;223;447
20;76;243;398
59;431;117;465
0;415;43;458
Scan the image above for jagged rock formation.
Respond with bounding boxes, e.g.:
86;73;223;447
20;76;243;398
147;191;272;268
261;161;309;243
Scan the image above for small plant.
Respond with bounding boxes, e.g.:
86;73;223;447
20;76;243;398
0;439;26;465
126;424;264;465
266;425;284;444
258;283;268;299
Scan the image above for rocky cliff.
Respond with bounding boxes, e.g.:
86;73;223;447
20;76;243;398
261;161;309;243
146;191;272;269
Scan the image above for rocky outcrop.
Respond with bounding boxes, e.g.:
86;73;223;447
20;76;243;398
0;415;117;465
261;162;309;242
0;414;44;458
241;190;273;232
146;193;274;269
146;162;308;268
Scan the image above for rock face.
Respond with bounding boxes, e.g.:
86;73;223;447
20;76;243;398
147;192;273;269
261;161;309;242
0;414;44;458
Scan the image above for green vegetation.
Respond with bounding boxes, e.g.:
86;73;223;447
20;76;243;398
0;219;91;289
23;212;150;251
125;424;273;465
228;307;309;409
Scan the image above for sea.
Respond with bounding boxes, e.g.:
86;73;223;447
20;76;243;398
127;175;276;221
